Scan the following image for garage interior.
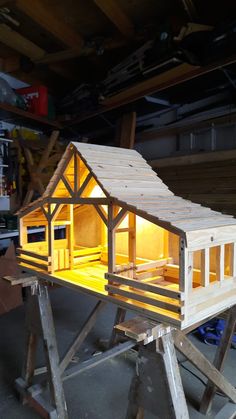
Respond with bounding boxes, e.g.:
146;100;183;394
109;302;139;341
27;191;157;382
1;1;236;418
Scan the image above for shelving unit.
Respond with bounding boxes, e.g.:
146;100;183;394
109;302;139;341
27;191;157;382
0;137;12;211
0;102;62;131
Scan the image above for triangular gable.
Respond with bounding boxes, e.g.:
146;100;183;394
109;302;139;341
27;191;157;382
42;145;108;201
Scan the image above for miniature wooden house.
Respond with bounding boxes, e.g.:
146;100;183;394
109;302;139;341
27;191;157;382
17;142;236;329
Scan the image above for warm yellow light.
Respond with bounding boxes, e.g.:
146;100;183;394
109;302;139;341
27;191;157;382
89;185;105;198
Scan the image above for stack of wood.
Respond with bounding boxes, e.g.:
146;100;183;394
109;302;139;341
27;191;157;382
11;130;65;210
155;157;236;217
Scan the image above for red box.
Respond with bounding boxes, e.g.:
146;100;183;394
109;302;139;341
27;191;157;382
16;85;48;116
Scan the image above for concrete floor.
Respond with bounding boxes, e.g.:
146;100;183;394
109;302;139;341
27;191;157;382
0;286;235;419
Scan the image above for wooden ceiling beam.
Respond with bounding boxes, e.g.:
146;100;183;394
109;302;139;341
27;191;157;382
94;0;134;39
0;24;77;82
0;23;45;61
36;37;128;64
102;54;236;109
15;0;84;51
69;52;236;126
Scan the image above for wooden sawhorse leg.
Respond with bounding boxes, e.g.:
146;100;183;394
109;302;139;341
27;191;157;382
109;307;127;348
15;278;107;419
126;333;189;419
116;317;189;419
199;305;236;415
16;282;68;419
116;316;236;419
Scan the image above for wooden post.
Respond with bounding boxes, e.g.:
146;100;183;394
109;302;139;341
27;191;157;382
48;220;54;274
216;245;225;282
229;242;236;277
108;204;115;273
68;204;74;270
128;213;136;266
201;248;209;287
74;152;79;193
117;111;136;149
200;305;236;415
179;237;187;293
19;218;28;247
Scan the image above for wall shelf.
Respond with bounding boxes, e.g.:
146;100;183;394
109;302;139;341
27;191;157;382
0;102;62;130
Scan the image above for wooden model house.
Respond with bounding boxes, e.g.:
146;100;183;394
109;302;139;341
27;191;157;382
17;142;236;329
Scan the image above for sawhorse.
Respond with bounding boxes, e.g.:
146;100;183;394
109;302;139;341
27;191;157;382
115;313;236;419
7;277;135;419
4;274;236;419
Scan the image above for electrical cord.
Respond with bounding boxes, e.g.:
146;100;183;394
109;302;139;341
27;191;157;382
179;360;230;397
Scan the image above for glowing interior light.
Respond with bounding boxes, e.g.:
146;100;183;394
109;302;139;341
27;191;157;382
89;185;105;198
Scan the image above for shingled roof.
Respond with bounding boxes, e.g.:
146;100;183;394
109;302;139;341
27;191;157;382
18;142;236;234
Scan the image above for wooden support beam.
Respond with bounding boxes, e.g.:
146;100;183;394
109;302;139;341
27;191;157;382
0;24;77;81
94;0;134;39
74;154;79;194
179;238;186;293
200;248;209;287
108;205;115;273
68;205;74;270
101;54;236;109
76;173;93;197
113;208;127;229
229;243;236;277
15;0;84;50
216;245;225;282
19;218;28;246
118;111;136;149
174;329;236;404
48;221;54;274
128;213;136;265
94;204;108;226
200;305;236;415
0;23;45;61
150;148;236;169
60;301;105;373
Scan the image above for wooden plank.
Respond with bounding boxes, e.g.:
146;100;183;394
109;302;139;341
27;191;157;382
115;316;172;343
62;175;74;197
16;0;84;50
106;284;182;314
73;254;101;265
174;330;236;403
60;301;106;373
76;173;93;197
94;204;108;226
200;248;209;287
108;205;115;273
150;148;236;169
17;256;47;271
113;208;127;229
119;112;136;148
18;248;48;262
200;305;236;415
0;23;45;61
216;245;225;282
136;258;170;272
229;242;236;277
73;246;102;257
94;0;134;38
179;238;186;293
186;226;236;249
48;221;54;274
105;273;182;300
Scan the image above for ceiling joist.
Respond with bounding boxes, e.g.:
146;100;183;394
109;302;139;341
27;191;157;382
15;0;84;51
0;23;45;61
0;24;77;81
94;0;134;39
